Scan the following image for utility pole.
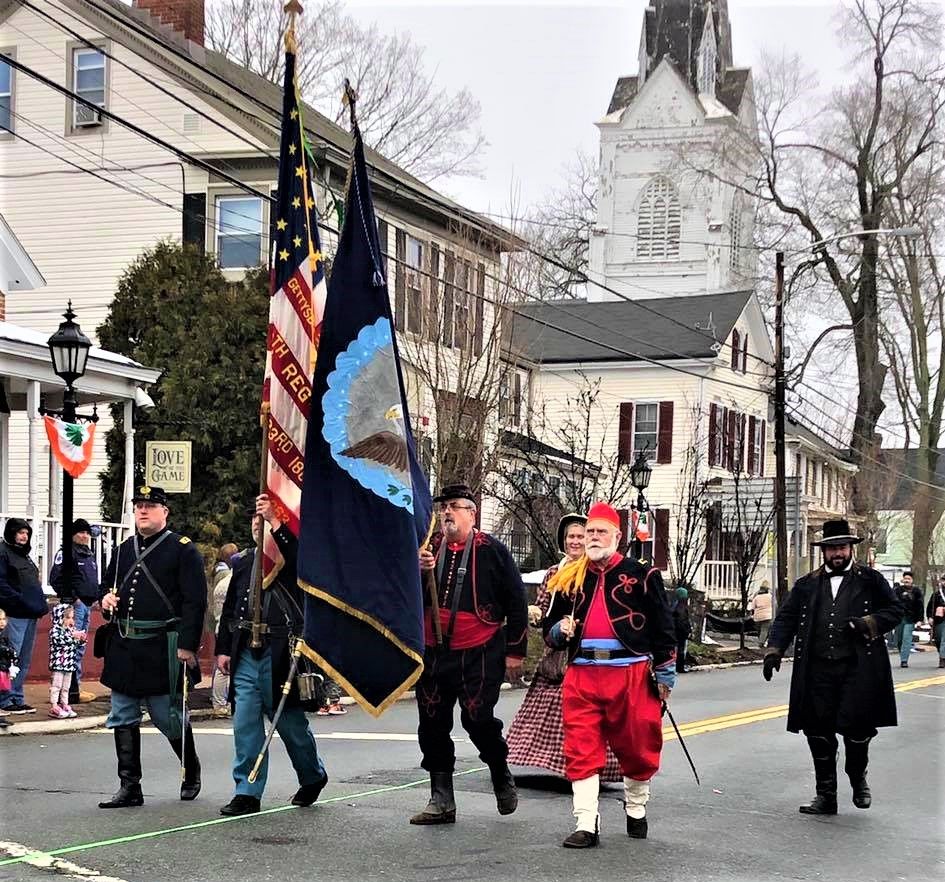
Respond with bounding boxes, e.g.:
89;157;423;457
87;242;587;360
773;252;789;605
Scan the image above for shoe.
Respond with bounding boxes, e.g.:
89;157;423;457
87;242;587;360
626;815;648;839
60;704;78;718
327;703;347;715
291;772;328;806
900;662;908;668
799;795;838;815
409;772;456;825
800;736;838;816
169;726;201;801
220;795;261;816
562;830;599;849
99;725;144;808
851;778;871;809
211;706;231;719
4;702;35;715
489;762;519;816
938;658;945;669
315;706;331;716
0;717;10;729
48;706;69;719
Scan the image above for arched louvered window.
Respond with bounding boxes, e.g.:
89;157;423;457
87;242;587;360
637;177;681;260
729;193;743;274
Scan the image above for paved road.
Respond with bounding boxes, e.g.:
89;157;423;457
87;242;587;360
1;654;943;882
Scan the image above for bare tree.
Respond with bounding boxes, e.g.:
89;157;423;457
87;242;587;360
489;375;636;566
669;422;713;592
205;0;486;182
708;0;944;511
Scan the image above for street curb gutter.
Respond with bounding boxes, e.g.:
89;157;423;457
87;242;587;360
3;662;786;737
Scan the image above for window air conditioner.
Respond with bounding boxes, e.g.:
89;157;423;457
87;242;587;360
75;103;102;127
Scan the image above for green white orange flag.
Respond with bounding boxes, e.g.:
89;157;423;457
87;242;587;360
44;415;95;478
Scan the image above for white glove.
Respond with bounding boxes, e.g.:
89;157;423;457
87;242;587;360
8;664;20;679
527;604;542;626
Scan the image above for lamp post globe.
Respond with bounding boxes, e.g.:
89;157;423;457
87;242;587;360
629;451;653;558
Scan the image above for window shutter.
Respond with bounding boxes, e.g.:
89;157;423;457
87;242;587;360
759;420;766;476
182;193;206;254
708;403;718;466
741;334;749;374
738;413;747;473
731;329;740;371
394;228;406;332
654;508;670;569
474;262;485;356
427;244;440;342
657;400;674;464
726;409;736;471
512;372;522;426
747;415;757;474
441;251;455;348
618;402;634;464
377;219;389;276
618;508;630;554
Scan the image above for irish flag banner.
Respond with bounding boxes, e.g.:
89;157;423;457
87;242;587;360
44;416;96;478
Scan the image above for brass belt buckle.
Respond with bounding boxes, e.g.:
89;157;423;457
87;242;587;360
592;649;609;661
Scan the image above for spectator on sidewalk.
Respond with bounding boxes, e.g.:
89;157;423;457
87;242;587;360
926;575;945;669
47;602;86;719
750;583;773;647
49;519;100;704
672;587;692;673
893;572;924;668
0;609;19;730
208;543;239;717
0;518;49;715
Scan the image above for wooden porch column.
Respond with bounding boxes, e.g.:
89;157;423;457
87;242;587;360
123;398;135;527
0;380;8;514
26;380;42;528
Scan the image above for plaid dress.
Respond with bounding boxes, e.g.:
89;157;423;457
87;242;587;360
506;566;622;781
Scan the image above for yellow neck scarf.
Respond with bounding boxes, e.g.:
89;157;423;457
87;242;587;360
546;554;589;598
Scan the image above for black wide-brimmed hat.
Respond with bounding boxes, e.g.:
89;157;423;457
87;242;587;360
132;485;168;506
556;512;587;555
814;519;863;547
433;483;477;505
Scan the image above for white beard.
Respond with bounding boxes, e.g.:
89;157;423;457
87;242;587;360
586;544;617;562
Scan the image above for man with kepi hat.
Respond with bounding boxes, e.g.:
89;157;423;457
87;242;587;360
410;483;528;826
763;518;902;815
543;501;677;849
97;485;207;808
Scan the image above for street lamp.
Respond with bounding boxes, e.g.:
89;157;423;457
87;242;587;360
772;225;922;604
629;450;653;558
47;302;92;604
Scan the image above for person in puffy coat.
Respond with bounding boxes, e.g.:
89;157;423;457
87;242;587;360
0;518;49;714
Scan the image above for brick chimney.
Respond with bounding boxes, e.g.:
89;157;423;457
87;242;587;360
134;0;205;46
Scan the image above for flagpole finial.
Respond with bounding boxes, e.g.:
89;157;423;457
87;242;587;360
284;0;303;51
343;78;358;132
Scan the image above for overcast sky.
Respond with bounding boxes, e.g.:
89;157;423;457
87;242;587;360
344;1;849;213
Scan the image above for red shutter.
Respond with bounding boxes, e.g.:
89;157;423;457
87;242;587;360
618;402;634;464
741;335;749;374
394;228;406;332
657;401;674;464
726;409;736;470
618;508;630;554
731;329;740;371
747;415;757;474
654;508;670;569
474;262;485;356
708;403;718;466
759;420;766;476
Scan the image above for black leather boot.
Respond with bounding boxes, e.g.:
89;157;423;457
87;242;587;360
844;735;872;809
409;772;456;825
489;762;518;816
799;735;838;815
99;725;144;808
169;725;201;801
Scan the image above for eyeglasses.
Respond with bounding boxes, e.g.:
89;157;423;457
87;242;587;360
437;502;475;512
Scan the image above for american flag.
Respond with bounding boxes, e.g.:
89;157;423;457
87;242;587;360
262;42;327;582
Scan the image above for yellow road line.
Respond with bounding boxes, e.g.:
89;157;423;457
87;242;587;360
896;674;945;692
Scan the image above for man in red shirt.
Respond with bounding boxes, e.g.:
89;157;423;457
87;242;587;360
409;483;528;826
544;502;676;848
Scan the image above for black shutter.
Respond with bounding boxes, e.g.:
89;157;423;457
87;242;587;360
708;403;718;466
731;329;740;371
474;261;485;356
182;193;206;254
394;228;406;332
427;244;440;342
747;415;757;474
442;251;455;348
759;420;766;476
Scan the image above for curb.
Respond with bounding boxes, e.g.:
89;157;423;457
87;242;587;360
0;707;217;737
686;656;794;672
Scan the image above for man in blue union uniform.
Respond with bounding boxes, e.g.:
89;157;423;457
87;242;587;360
98;486;207;808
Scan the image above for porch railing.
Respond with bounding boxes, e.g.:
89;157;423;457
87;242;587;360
0;513;128;589
700;560;741;601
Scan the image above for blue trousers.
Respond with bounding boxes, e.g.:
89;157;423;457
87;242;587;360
0;617;38;707
72;601;90;689
898;621;916;665
107;691;177;739
232;648;325;799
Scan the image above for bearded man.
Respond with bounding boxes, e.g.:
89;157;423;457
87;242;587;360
763;519;902;815
543;502;676;849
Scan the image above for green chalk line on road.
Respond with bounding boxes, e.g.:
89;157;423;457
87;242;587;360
0;766;487;868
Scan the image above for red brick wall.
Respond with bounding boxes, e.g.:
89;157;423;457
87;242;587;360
134;0;205;46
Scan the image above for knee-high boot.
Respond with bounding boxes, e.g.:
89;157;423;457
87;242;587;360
799;734;838;815
169;725;202;800
409;772;456;825
98;725;144;808
843;735;872;809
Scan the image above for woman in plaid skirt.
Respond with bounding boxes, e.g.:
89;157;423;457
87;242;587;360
506;514;622;782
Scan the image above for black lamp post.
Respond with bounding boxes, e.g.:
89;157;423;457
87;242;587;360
47;302;91;602
629;450;653;558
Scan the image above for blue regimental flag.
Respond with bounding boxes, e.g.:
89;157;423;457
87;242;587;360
297;126;433;716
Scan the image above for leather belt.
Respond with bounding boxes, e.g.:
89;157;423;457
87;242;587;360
234;620;293;638
576;648;636;661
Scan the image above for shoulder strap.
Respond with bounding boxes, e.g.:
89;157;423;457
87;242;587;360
120;531;176;618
